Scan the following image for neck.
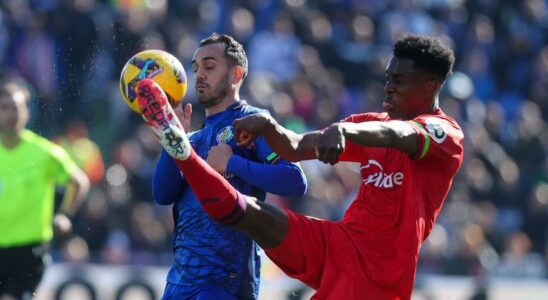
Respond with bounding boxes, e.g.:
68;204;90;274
205;94;240;117
399;98;438;120
1;130;22;149
432;97;439;110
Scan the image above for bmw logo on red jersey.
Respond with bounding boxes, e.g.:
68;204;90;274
216;126;234;144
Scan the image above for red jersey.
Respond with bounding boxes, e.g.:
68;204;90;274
337;108;464;298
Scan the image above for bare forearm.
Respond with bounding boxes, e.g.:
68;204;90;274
60;171;89;217
340;121;418;156
262;119;319;162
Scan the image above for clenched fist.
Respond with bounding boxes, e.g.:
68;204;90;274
207;143;233;173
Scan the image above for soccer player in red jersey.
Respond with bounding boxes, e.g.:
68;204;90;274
137;33;463;299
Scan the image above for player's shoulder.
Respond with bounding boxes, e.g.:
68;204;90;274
236;100;270;116
187;130;199;138
411;109;464;165
22;130;71;160
22;130;58;151
414;109;463;137
413;108;460;125
343;112;389;123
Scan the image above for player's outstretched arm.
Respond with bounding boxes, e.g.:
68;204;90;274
234;113;320;162
229;156;307;197
206;142;307;197
339;120;418;155
59;168;90;217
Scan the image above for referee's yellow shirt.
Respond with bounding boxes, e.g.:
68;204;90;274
0;130;78;247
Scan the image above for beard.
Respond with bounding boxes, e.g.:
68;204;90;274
197;76;230;108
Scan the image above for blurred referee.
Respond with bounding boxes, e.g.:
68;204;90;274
0;78;89;300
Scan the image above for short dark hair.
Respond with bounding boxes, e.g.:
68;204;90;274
393;34;455;81
199;33;248;79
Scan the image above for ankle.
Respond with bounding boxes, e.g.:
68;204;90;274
160;124;191;160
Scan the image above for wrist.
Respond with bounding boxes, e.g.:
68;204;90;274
56;211;73;219
227;154;241;174
263;115;278;137
327;123;345;135
267;113;278;128
338;123;347;136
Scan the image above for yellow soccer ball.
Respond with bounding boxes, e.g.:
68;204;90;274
119;49;187;113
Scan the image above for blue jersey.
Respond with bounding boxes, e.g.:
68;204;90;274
152;101;307;299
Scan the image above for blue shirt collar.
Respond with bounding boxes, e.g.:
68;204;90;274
204;100;248;123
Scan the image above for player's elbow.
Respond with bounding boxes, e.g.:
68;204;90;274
72;169;90;201
291;178;308;197
381;121;418;155
154;198;174;206
288;166;308;197
151;177;176;205
152;188;175;205
387;125;419;156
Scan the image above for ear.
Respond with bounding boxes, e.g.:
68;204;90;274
426;80;440;95
231;66;244;84
21;104;30;125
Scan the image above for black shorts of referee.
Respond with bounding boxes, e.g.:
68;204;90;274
0;243;50;300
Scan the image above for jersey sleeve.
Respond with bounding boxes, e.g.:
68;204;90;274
225;132;307;197
241;108;281;164
407;115;464;168
49;143;79;184
252;135;282;164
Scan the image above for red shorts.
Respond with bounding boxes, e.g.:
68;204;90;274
264;210;402;300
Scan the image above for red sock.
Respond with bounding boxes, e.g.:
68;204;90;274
173;149;247;225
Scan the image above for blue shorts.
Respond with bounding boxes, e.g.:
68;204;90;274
161;282;237;300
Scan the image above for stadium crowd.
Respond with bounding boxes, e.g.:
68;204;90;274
0;0;547;283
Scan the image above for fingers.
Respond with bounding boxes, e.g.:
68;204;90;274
183;103;192;117
175;103;191;120
53;214;73;236
317;144;343;165
175;103;192;133
236;131;255;148
174;107;184;120
316;125;344;164
233;115;262;148
318;152;339;165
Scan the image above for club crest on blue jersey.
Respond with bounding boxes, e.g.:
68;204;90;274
216;126;234;143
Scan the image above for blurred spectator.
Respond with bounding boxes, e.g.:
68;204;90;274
491;231;546;278
248;13;302;82
49;0;98;124
53;119;105;186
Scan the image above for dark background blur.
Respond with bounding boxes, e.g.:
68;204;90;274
0;0;547;298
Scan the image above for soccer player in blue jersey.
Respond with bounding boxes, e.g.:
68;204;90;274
151;33;308;300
